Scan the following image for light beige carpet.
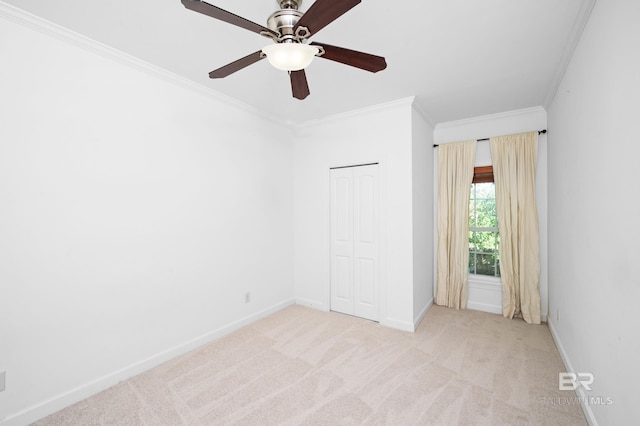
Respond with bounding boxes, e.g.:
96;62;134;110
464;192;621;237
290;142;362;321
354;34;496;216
33;305;587;425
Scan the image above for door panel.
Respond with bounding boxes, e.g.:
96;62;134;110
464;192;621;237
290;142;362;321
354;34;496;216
335;176;351;242
357;174;375;243
356;258;375;305
335;255;352;300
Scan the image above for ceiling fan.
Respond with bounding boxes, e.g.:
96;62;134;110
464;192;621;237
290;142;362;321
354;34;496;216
181;0;387;100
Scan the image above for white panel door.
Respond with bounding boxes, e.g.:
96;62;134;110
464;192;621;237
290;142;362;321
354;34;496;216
330;164;379;321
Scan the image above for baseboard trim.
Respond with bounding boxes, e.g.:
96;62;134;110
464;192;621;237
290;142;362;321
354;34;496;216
294;297;328;312
467;301;502;315
1;298;295;426
380;316;415;332
547;318;598;426
295;299;419;333
413;298;433;330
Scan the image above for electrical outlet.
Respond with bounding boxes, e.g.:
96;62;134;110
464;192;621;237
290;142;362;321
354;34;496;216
0;371;6;392
245;292;250;304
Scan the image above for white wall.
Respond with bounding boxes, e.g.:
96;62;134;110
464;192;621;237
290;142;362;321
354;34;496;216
433;107;548;320
0;14;294;425
547;0;640;423
292;99;418;331
411;108;435;325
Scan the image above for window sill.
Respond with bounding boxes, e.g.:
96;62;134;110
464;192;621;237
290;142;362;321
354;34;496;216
468;274;501;287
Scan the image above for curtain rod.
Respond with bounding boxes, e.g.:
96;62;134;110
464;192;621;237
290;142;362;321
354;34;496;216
432;129;547;148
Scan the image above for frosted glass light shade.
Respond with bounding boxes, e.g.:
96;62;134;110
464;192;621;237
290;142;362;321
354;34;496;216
262;43;319;71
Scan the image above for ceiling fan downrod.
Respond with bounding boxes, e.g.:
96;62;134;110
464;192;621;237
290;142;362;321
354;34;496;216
277;0;301;10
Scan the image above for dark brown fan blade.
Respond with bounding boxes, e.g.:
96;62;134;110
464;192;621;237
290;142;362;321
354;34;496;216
293;0;361;38
311;42;387;73
209;51;264;78
290;70;310;100
181;0;277;37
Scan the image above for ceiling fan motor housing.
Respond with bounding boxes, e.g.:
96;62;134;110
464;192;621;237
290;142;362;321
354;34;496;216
267;8;303;42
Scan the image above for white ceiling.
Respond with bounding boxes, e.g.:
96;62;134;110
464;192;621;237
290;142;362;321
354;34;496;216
3;0;594;125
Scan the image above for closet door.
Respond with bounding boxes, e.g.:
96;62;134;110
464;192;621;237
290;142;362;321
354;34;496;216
330;164;379;321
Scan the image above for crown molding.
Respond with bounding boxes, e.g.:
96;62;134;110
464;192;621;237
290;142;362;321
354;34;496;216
543;0;597;108
0;1;287;127
435;106;547;131
410;99;435;129
433;106;547;145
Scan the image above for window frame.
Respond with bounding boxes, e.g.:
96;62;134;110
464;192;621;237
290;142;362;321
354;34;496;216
468;166;501;280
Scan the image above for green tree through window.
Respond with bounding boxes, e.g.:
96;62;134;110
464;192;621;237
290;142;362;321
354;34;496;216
469;182;500;277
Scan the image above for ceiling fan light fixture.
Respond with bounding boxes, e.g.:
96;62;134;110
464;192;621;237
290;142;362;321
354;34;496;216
262;43;319;71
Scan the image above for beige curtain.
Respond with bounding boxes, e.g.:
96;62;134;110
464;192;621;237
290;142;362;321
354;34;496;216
490;132;541;324
436;140;476;309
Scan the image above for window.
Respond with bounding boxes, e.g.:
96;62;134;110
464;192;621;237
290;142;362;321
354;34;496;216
469;166;500;277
